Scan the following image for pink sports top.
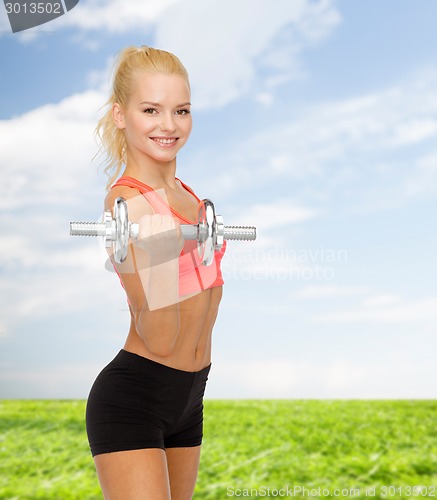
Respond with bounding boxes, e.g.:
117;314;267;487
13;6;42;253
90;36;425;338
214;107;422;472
111;176;226;297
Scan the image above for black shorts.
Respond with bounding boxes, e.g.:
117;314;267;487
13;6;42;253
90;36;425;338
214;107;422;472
85;349;211;457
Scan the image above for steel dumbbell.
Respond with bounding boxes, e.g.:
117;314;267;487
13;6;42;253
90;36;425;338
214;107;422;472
70;197;256;266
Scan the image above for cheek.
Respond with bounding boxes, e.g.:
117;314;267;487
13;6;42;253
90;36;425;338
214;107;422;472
129;114;153;132
183;118;193;137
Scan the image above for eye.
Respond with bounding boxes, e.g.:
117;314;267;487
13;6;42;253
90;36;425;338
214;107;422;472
143;108;158;114
175;109;191;116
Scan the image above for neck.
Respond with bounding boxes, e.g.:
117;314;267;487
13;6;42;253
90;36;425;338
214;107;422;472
122;152;178;189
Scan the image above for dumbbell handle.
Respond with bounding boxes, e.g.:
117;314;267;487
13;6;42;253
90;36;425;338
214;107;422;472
69;220;257;242
70;197;256;265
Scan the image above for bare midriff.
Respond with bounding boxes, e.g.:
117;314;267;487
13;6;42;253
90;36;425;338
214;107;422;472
123;286;223;372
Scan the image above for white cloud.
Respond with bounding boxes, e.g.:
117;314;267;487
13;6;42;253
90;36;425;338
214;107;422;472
85;55;115;93
0;363;103;398
200;66;437;211
155;0;341;108
292;285;370;298
403;150;437;199
0;260;123;331
315;296;437;324
214;198;328;283
208;353;437;398
0;89;104;209
0;6;10;32
387;118;437;148
234;199;316;230
39;0;180;34
361;294;401;308
255;92;275;108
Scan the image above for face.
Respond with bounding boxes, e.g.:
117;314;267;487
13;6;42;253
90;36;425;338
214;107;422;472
113;72;192;164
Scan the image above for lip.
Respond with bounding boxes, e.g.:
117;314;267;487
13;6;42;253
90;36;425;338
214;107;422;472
150;137;179;148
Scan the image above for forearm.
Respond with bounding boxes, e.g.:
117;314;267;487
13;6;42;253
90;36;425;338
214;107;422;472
134;256;181;356
135;304;180;357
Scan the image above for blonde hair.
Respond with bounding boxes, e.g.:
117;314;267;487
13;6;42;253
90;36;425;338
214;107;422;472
95;46;190;190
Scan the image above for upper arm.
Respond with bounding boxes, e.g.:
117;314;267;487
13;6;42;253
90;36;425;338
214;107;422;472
104;185;155;223
105;186;155;312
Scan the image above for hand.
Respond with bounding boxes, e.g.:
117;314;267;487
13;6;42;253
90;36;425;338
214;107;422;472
134;214;184;264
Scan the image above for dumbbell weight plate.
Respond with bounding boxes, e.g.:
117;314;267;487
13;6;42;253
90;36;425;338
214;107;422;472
113;197;130;264
197;199;215;266
215;214;224;249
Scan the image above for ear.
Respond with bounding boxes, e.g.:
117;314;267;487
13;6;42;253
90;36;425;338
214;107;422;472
112;103;126;129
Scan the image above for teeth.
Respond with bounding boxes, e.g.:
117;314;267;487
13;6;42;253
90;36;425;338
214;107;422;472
154;138;176;144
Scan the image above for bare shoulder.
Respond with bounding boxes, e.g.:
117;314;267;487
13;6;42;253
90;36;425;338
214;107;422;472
104;185;154;222
104;185;142;211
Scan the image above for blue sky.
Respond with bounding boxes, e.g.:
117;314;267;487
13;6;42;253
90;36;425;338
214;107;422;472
1;0;436;399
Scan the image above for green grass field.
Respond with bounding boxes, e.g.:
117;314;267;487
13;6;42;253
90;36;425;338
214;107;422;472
1;400;437;499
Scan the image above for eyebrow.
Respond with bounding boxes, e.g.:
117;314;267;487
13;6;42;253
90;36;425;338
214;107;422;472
139;101;192;107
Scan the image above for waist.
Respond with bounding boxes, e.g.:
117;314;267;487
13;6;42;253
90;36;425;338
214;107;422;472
119;349;211;385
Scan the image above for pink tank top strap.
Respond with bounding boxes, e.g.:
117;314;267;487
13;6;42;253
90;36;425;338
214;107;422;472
176;178;201;203
111;176;171;214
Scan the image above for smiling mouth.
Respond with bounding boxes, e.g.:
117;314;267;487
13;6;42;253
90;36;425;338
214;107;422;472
150;137;179;146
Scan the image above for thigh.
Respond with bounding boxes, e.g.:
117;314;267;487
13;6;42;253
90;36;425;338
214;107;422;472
166;446;202;500
94;448;171;500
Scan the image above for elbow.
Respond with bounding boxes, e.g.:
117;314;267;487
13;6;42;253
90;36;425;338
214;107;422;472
135;312;180;358
140;335;178;358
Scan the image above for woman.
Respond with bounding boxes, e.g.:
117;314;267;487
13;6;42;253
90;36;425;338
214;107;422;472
85;46;226;500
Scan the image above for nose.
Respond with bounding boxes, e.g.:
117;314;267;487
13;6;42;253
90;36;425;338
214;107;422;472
159;112;176;133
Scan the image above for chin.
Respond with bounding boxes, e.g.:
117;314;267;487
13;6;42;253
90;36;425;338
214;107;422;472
152;152;178;163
